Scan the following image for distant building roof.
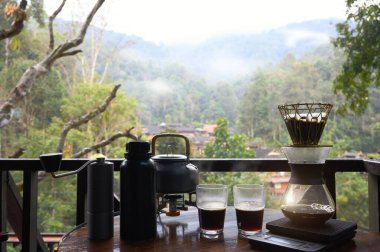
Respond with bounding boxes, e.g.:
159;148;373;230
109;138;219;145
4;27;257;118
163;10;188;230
191;136;209;145
267;151;282;158
143;125;161;135
268;176;290;183
342;151;364;159
254;148;273;158
144;123;199;137
203;124;217;135
177;127;197;134
342;152;356;158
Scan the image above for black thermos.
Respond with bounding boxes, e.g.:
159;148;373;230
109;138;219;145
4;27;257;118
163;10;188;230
87;158;114;240
120;141;157;241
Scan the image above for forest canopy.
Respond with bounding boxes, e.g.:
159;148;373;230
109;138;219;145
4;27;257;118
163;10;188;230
0;1;378;249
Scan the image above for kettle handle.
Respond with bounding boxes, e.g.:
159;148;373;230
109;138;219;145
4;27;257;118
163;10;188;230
151;133;191;159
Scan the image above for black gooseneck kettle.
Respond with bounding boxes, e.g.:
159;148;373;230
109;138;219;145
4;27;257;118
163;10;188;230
151;133;199;195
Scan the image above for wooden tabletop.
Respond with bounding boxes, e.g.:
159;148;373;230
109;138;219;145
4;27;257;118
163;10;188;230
58;207;380;251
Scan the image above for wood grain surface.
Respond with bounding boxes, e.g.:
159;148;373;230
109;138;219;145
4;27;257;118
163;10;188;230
58;207;380;252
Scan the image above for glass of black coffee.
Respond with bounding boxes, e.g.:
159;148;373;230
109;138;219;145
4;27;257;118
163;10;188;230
196;184;228;236
233;184;265;236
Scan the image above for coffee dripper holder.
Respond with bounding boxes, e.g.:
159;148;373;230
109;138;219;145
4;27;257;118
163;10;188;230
266;103;357;244
278;103;332;146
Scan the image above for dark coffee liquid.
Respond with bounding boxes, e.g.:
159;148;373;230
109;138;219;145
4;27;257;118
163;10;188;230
281;204;334;225
285;116;326;145
236;208;264;232
198;208;226;231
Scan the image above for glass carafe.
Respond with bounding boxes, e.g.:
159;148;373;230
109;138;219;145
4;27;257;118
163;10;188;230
281;146;335;225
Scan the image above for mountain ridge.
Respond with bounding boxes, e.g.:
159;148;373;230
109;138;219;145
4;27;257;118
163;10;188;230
108;18;342;81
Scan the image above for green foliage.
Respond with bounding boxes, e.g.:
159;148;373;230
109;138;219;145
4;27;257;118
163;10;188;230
118;60;238;125
153;127;187;156
57;83;139;157
0;58;36;91
372;122;380;148
202;118;258;205
238;69;286;144
237;46;380;155
38;176;77;232
0;3;141;243
238;49;335;144
9;37;20;50
0;29;66;156
18;126;60;157
0;8;377;239
336;173;369;229
29;0;45;26
29;70;67;127
204;118;255;158
367;153;380;159
333;1;380;114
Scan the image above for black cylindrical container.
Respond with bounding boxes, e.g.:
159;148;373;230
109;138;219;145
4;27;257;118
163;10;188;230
87;158;114;240
120;141;157;241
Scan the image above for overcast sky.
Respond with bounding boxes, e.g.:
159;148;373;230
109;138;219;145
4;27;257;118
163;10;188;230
44;0;347;44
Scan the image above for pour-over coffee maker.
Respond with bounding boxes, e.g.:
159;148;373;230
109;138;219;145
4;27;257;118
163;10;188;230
277;103;335;225
264;103;357;245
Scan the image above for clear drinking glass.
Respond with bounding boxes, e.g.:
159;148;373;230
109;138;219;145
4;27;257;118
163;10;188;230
233;184;265;236
196;184;228;236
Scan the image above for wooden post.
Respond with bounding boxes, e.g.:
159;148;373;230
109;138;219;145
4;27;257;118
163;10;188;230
364;159;380;233
0;171;7;252
22;170;38;252
368;173;380;232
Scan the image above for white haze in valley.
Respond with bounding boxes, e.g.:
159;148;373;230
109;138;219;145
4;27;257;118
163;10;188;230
44;0;346;45
281;30;331;47
43;0;347;81
146;78;173;95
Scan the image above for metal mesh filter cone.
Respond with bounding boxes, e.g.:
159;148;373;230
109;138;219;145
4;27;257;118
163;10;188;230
278;103;332;146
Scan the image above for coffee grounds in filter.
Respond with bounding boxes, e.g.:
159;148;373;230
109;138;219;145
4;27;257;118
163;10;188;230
278;103;332;146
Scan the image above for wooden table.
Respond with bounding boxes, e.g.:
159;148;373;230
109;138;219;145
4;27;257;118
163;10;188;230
58;207;380;251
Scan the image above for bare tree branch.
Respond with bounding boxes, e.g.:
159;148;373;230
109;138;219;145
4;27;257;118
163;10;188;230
5;38;10;68
8;148;25;158
48;0;67;51
98;40;136;84
0;0;27;41
58;49;83;58
72;128;139;158
46;0;105;65
56;84;121;153
35;126;137;182
0;0;106;129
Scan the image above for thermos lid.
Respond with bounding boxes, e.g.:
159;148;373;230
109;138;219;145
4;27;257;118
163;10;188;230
126;141;150;153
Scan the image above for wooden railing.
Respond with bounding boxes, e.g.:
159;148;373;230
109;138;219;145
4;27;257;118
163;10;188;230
0;158;379;252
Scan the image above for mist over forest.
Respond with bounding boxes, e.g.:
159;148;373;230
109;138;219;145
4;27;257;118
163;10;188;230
85;17;378;157
109;19;340;82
